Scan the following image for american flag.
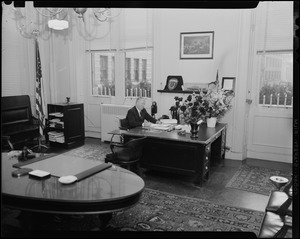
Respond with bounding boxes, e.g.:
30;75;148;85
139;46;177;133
35;39;46;136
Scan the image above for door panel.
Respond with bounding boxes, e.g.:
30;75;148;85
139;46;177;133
246;2;293;163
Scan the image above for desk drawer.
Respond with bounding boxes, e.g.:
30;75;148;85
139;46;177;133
205;144;211;154
204;143;211;160
213;132;221;141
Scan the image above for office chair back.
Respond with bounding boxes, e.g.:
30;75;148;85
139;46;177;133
124;137;146;162
118;117;129;130
105;136;147;167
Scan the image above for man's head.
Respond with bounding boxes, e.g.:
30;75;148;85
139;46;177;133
136;97;146;111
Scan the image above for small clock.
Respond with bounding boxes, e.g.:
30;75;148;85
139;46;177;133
167;78;179;91
164;76;183;91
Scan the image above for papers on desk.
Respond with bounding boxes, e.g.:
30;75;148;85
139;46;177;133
150;124;173;131
159;119;178;124
29;170;51;178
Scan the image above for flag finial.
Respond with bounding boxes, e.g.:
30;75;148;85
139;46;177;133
215;70;219;85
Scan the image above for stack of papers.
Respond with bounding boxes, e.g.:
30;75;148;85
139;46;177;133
150;124;172;131
160;119;178;124
49;112;64;117
49;119;64;128
48;131;65;143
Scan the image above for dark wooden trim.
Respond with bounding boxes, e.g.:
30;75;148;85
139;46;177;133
157;90;198;94
2;190;143;214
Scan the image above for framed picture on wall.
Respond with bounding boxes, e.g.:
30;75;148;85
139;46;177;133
222;77;236;91
180;31;214;59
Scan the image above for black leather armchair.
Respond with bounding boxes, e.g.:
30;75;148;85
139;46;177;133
105;136;147;176
1;95;40;150
258;179;293;238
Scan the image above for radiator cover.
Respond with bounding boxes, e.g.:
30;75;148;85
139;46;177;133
100;104;131;142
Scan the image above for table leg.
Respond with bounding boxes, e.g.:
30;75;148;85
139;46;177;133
192;174;203;187
97;212;112;229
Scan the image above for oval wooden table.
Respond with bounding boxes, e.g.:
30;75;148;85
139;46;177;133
1;152;145;232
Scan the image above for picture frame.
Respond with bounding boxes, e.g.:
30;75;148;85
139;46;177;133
222;77;236;91
180;31;214;59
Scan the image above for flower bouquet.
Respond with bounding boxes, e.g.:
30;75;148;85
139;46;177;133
170;78;234;131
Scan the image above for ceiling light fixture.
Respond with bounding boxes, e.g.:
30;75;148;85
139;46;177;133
10;3;121;38
48;19;69;30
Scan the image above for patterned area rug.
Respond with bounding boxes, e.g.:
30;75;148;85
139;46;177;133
225;164;292;196
61;142;110;162
106;188;264;234
1;188;264;235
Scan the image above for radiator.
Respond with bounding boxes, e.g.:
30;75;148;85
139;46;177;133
100;104;132;142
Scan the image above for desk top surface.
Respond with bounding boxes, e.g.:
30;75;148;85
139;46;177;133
1;152;144;214
111;123;226;144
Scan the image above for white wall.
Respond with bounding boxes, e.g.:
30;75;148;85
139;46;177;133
152;9;251;160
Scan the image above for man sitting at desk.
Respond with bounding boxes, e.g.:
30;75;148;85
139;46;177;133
126;97;161;129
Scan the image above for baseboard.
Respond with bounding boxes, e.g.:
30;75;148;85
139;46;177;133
247;151;292;164
225;151;244;161
85;131;101;139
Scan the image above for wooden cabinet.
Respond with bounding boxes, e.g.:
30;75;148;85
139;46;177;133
47;103;84;149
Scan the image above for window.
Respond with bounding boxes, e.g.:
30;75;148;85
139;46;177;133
90;9;153;100
125;49;152;98
256;2;293;108
91;52;115;96
258;52;293;107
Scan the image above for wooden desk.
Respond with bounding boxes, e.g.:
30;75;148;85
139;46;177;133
110;123;227;187
1;152;144;215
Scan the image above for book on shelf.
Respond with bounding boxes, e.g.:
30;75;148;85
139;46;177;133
49;112;64;117
49;137;65;143
49;118;61;123
48;131;64;137
48;130;65;143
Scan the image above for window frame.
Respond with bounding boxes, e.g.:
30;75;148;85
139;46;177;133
123;47;153;99
256;50;293;108
91;50;116;97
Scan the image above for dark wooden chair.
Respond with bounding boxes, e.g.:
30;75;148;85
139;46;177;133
116;117;129;130
1;95;40;151
105;136;147;176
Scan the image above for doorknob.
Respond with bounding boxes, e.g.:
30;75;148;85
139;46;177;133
246;99;252;104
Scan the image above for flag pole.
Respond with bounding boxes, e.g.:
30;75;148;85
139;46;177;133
31;30;48;153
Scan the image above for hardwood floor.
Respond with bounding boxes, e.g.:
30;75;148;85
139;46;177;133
143;159;270;212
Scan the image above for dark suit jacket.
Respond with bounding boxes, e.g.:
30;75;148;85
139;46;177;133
125;106;157;129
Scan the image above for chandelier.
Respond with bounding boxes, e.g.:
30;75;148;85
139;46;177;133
11;3;121;38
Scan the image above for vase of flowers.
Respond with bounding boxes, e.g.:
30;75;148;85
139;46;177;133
190;122;199;139
170;94;205;139
206;117;217;128
170;76;234;133
201;80;235;127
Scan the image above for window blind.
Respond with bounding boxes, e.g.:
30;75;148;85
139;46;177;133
256;1;293;52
